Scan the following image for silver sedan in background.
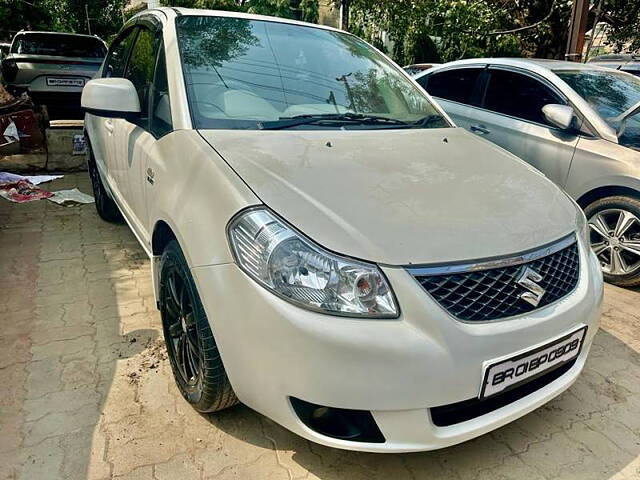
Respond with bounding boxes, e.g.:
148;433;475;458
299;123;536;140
414;59;640;287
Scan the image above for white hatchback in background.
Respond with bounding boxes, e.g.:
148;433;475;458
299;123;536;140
82;8;602;452
414;59;640;287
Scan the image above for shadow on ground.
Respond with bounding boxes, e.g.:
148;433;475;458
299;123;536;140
0;174;158;479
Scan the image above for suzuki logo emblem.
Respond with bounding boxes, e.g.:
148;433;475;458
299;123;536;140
516;267;546;307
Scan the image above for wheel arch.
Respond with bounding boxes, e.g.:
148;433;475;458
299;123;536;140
152;219;177;256
576;185;640;208
150;218;180;308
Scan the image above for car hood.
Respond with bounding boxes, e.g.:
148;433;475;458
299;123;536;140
199;127;577;265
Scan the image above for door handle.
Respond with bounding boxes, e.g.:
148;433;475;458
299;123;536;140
470;124;490;135
146;167;155;185
104;119;114;134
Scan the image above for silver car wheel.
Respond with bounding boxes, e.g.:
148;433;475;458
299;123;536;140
588;208;640;275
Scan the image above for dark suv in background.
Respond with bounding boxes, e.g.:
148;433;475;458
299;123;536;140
1;31;106;119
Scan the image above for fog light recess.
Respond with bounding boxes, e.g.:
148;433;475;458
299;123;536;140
290;397;385;443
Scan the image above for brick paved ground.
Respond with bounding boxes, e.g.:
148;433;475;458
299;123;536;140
1;173;639;480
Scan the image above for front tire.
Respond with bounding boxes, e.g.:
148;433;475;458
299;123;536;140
159;240;238;412
86;143;122;223
585;195;640;287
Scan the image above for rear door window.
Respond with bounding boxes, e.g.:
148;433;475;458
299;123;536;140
419;68;483;105
484;69;564;126
124;27;161;123
103;27;138;78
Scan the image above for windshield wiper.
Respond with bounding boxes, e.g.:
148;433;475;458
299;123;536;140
258;113;410;130
409;114;448;128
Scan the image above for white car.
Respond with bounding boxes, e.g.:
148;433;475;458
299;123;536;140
82;8;603;452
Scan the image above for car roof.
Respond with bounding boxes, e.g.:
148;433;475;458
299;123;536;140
423;57;617;73
162;7;343;34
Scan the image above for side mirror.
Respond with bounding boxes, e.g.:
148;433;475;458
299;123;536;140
81;78;140;121
542;104;575;130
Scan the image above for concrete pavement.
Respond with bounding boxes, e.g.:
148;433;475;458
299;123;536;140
1;173;639;480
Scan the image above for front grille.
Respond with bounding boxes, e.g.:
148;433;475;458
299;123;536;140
430;359;576;427
410;238;579;321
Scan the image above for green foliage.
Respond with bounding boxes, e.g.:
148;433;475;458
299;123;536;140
516;0;572;58
0;0;50;39
0;0;318;43
344;0;584;63
0;0;127;41
164;0;319;22
599;0;640;52
3;0;637;60
346;0;546;64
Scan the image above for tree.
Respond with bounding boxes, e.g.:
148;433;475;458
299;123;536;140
0;0;52;40
0;0;127;42
340;0;585;64
44;0;128;39
164;0;319;22
598;0;640;52
0;0;319;44
344;0;522;64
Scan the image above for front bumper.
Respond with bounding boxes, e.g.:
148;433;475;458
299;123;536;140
192;238;603;452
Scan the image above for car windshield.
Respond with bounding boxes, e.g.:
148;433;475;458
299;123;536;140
11;33;106;58
176;16;449;130
555;69;640;148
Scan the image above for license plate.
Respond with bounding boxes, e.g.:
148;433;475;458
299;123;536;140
480;326;587;399
46;77;84;87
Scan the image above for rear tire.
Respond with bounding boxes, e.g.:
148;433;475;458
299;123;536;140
86;143;122;223
159;240;239;412
585;195;640;287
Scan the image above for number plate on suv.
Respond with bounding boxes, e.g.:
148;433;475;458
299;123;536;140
480;326;587;399
47;77;85;87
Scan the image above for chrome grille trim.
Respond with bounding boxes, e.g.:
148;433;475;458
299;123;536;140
406;234;576;277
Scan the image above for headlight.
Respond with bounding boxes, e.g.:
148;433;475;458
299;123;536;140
227;208;399;318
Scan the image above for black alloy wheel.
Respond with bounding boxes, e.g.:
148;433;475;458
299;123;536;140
159;240;238;412
163;266;201;388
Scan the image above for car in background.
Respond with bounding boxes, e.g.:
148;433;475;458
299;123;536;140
1;31;106;119
82;8;602;452
414;59;640;287
588;54;640;77
403;63;439;76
